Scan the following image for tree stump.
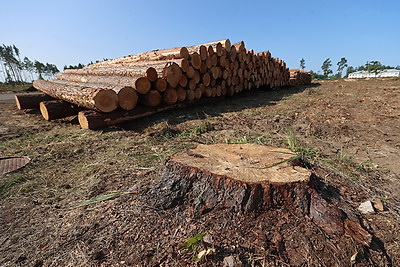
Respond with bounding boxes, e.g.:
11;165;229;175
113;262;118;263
150;143;374;244
152;143;312;215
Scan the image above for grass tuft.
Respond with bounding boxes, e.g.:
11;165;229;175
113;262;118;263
284;131;317;163
72;192;131;208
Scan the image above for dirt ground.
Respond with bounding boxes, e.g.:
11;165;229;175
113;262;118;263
0;79;399;266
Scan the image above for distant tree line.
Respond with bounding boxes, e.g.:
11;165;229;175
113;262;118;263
0;44;60;84
301;58;400;80
63;58;109;70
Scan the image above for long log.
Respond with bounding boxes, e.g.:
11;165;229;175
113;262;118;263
15;93;54;110
48;79;138;111
33;79;118;113
64;63;158;81
39;100;85;121
56;73;151;94
78;104;185;130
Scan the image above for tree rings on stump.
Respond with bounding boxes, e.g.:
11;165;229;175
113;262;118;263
152;143;312;215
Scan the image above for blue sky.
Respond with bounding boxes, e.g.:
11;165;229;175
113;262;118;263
1;0;399;73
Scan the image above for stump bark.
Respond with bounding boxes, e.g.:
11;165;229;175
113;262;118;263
152;143;312;214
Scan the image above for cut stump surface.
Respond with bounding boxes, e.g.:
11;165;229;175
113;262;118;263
175;143;310;183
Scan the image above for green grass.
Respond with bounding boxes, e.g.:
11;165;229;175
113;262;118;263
180;121;215;138
305;87;322;96
0;173;32;198
317;147;376;181
71;192;132;208
0;82;34;93
284;131;317;163
159;122;181;138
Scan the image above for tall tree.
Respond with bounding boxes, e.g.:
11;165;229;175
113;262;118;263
300;58;305;70
23;57;35;81
321;58;333;77
336;57;348;78
13;45;24;81
0;44;24;83
34;60;45;79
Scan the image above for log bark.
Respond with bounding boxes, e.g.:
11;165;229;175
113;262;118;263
151;144;312;214
33;79;118;112
78;104;185;130
66;63;160;81
57;73;151;94
14;93;54;110
49;79;138;111
39;100;85;121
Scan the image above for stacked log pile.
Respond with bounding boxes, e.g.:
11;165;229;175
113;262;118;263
289;69;312;86
21;39;311;129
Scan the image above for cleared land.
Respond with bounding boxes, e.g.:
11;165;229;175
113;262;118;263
0;79;399;266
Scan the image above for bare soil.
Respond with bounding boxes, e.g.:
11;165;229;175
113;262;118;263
0;79;399;266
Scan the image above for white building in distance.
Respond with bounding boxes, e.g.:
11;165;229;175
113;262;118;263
348;69;400;79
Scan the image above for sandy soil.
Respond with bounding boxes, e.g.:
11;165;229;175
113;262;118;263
0;79;399;266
